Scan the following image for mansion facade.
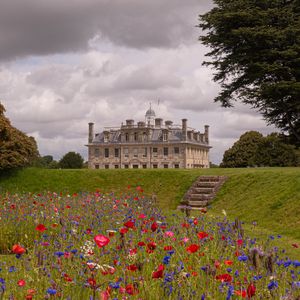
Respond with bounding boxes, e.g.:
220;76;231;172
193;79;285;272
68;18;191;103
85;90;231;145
86;108;211;169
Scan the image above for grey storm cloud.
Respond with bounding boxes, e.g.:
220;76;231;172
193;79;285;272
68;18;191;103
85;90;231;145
0;0;213;61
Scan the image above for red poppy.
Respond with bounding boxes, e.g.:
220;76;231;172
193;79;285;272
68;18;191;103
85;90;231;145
94;234;110;248
292;243;299;248
127;264;138;271
216;273;232;282
181;223;190;228
63;274;73;282
35;224;47;232
224;260;233;265
193;218;198;225
152;264;164;279
17;279;26;287
186;244;200;253
197;231;209;240
247;283;256;297
164;245;173;251
235;290;247;297
120;227;128;234
124;220;135;229
151;222;158;232
138;241;146;247
125;284;138;295
12;244;26;255
237;239;243;246
138;214;146;219
147;242;157;251
88;278;96;287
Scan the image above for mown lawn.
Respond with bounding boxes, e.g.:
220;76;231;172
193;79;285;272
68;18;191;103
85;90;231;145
1;167;299;258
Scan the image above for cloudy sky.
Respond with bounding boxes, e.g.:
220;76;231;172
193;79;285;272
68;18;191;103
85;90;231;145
0;0;276;164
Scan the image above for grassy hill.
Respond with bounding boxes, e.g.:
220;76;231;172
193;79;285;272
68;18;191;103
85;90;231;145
1;167;300;257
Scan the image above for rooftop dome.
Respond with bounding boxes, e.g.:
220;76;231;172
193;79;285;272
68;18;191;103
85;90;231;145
145;107;156;117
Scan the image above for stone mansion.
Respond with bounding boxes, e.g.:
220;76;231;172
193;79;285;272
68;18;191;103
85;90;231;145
87;108;211;169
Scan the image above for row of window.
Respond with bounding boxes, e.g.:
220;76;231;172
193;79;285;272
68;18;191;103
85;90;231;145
95;163;180;169
94;147;180;158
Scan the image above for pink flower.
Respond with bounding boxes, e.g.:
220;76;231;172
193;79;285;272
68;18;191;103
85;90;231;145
94;235;110;248
164;231;174;237
182;237;189;243
17;279;26;287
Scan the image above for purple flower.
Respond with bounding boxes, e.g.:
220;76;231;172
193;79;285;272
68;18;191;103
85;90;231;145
267;281;278;290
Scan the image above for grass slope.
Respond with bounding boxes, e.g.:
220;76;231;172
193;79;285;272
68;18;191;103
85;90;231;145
1;167;300;257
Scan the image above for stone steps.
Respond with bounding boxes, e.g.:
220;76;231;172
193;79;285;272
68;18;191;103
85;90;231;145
178;175;227;213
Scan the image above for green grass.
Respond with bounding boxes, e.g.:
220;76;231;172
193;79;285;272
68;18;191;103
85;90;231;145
1;167;300;258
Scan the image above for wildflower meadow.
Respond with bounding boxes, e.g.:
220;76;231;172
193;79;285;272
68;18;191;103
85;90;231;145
0;187;299;299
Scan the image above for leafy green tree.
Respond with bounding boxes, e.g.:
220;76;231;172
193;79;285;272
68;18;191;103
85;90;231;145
254;133;298;166
199;0;300;143
221;131;264;167
0;103;39;171
59;152;84;169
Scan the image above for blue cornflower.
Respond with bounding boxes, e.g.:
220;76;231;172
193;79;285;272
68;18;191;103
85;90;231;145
46;288;57;295
269;235;275;240
234;270;239;277
54;251;64;257
292;281;300;288
226;285;234;300
227;268;232;273
0;278;5;284
267;281;278;290
284;260;292;268
9;266;16;272
168;250;175;256
293;261;300;267
253;275;263;281
201;294;205;300
238;255;248;262
163;255;171;265
109;282;120;289
71;249;78;254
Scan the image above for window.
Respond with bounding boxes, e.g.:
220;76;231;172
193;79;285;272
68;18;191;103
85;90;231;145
133;164;139;169
124;164;129;169
115;165;119;169
164;164;168;169
174;164;179;169
153;148;158;156
174;147;179;154
133;148;138;157
94;148;100;157
163;131;168;141
125;133;129;142
105;148;109;158
104;134;109;142
163;147;168;156
143;147;147;157
105;164;109;169
95;164;99;169
143;132;147;141
142;164;147;169
134;132;138;141
153;164;158;169
124;148;129;157
114;148;119;157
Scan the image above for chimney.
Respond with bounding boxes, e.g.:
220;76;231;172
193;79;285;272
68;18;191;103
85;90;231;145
165;120;173;128
126;119;134;127
182;119;187;141
155;118;163;128
88;122;94;143
204;125;209;144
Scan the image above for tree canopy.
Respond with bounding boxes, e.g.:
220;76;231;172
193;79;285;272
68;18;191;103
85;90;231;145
199;0;300;144
0;103;39;171
221;131;299;167
59;152;84;169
